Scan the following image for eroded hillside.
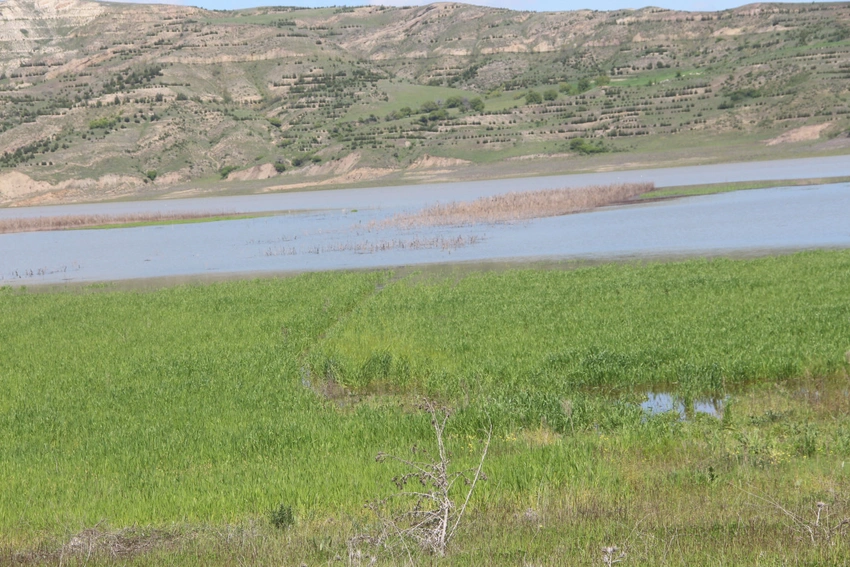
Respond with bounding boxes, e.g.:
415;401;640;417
1;0;849;205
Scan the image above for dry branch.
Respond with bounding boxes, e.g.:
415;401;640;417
355;401;491;559
740;486;850;545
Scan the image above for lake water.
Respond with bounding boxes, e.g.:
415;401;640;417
1;156;848;285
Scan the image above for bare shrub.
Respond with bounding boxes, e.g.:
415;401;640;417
742;487;850;545
375;182;654;229
602;545;626;566
352;400;491;561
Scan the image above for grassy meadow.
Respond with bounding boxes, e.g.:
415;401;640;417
2;251;850;565
640;176;850;200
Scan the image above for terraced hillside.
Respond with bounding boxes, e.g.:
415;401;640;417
1;0;849;205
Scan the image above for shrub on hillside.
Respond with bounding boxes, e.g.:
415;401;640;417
525;91;543;105
569;138;608;155
219;165;237;179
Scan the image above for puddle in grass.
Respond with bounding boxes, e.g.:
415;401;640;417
641;392;726;420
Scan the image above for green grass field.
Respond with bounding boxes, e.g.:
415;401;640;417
2;252;850;565
640;176;850;200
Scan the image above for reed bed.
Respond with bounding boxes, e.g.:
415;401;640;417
0;211;244;233
376;182;654;229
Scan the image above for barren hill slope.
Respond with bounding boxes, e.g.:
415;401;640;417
0;0;848;205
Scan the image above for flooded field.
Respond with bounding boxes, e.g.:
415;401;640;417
1;156;848;285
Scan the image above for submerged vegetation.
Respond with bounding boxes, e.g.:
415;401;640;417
1;251;850;565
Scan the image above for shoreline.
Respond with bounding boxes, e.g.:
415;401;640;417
7;245;847;293
1;154;848;219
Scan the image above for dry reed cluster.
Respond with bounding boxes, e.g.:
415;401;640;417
376;182;655;229
0;211;236;234
264;235;481;256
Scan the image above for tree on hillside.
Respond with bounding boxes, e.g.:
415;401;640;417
525;91;543;105
469;97;485;112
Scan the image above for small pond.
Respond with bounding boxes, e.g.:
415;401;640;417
641;392;727;420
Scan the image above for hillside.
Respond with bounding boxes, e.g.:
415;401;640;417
1;0;849;205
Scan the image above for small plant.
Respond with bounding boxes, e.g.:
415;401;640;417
145;170;157;181
219;165;237;179
356;400;491;558
602;545;626;566
270;503;294;529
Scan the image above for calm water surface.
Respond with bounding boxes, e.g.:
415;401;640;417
1;156;848;285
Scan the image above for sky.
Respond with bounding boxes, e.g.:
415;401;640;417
128;0;829;14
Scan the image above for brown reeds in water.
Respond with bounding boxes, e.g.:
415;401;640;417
0;211;239;234
264;235;481;256
376;182;655;229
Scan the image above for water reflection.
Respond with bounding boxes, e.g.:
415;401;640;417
641;392;726;420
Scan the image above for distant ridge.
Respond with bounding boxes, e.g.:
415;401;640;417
0;1;848;205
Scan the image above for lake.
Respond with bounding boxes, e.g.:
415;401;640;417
1;156;848;285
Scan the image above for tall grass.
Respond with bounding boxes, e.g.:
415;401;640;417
376;182;654;228
0;273;422;537
2;252;850;565
308;252;850;408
